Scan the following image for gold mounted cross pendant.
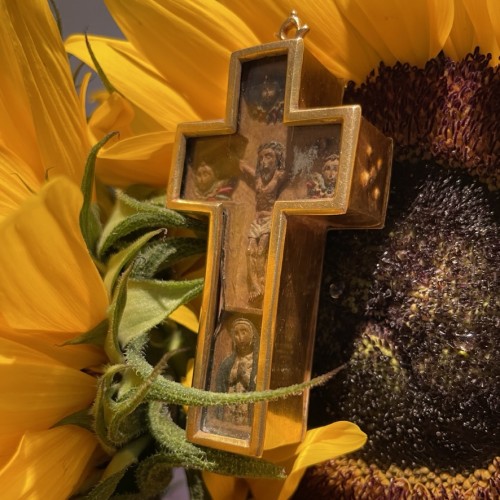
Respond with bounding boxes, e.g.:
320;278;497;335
167;12;393;457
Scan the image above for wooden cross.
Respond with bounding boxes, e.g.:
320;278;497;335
167;32;392;457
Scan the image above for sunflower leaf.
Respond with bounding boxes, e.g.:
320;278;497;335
118;278;204;346
80;131;119;255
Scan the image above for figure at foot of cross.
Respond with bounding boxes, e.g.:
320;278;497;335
240;141;287;305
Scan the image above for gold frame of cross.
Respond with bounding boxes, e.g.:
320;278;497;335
167;37;393;457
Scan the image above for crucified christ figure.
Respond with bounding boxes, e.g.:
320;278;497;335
240;141;287;304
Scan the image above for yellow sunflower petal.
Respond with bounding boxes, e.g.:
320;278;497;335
104;0;259;118
1;0;89;182
0;55;43;180
248;421;367;500
89;91;135;143
0;314;104;371
66;34;200;130
0;146;42;221
0;336;97;459
203;472;249;500
278;421;366;499
0;177;108;333
444;0;476;60
336;0;453;68
0;426;98;498
462;0;500;61
217;0;285;44
275;0;383;83
169;305;199;333
486;0;500;60
96;131;174;187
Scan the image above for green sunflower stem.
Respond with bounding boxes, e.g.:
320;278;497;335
147;401;285;478
126;333;343;407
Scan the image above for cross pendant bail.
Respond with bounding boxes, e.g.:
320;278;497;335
167;34;393;456
278;10;310;40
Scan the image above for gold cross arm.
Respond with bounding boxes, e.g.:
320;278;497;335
167;37;392;456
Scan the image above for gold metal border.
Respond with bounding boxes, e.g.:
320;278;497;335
167;37;392;456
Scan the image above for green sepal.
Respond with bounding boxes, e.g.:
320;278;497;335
48;0;62;36
185;470;211;500
98;349;179;446
97;191;205;258
84;33;117;95
92;364;144;448
80;131;119;255
52;408;93;432
91;364;124;453
78;436;151;500
118;278;204;346
126;334;342;407
77;470;127;500
131;237;206;279
62;319;108;347
106;266;133;364
104;230;163;296
135;455;173;498
147;402;285;478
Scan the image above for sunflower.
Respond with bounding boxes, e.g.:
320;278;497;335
65;0;499;498
0;2;369;497
0;0;91;219
0;178;109;497
0;2;110;495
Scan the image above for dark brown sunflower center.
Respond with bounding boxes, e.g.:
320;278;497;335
307;160;499;496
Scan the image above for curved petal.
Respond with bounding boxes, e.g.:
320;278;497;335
0;426;98;498
0;314;104;371
336;0;454;68
274;0;383;83
203;472;249;500
0;146;42;221
217;0;285;44
488;0;500;58
0;0;89;183
66;34;200;130
170;305;199;333
462;0;500;61
89;91;135;143
96;131;174;187
278;421;366;499
0;177;108;333
0;336;96;458
444;0;477;60
248;421;367;500
0;61;43;181
104;0;259;118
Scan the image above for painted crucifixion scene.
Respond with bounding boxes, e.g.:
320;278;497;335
180;54;343;440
